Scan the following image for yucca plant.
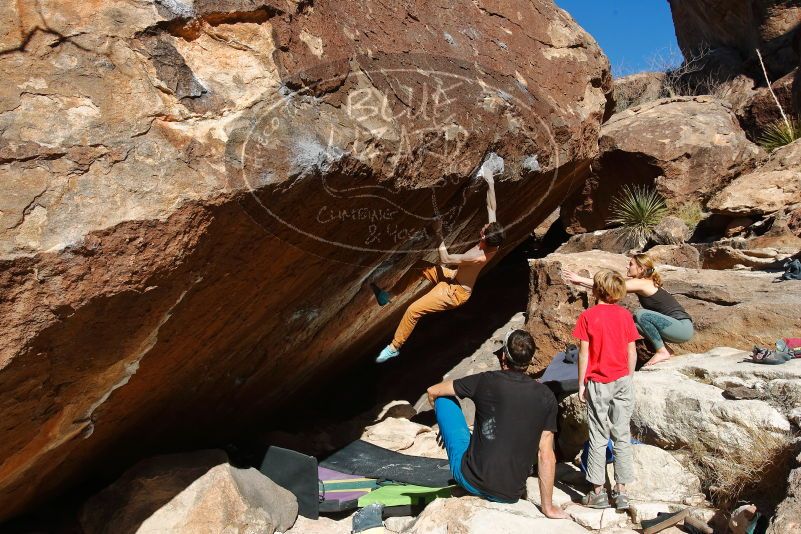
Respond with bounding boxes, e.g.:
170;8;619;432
607;184;668;248
757;117;801;152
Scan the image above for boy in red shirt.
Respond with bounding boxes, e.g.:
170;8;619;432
572;269;639;510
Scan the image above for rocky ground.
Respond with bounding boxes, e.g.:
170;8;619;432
64;317;801;534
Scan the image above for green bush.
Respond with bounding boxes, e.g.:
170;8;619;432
607;185;668;247
758;117;801;152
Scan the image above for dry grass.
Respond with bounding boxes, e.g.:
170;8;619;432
671;200;705;232
612;46;730;114
686;428;798;510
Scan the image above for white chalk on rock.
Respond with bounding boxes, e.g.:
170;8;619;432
477;152;504;179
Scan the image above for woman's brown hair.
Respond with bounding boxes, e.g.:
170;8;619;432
631;253;663;287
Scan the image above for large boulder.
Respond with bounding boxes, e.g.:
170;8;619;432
707;139;801;216
646;244;702;269
650;216;692;246
731;69;799;140
611;72;666;113
558;348;798;511
668;0;801;80
698;244;795;270
631;349;795;450
401;497;587;534
560;97;761;233
0;0;611;520
556;228;635;254
526;250;801;370
80;450;298;534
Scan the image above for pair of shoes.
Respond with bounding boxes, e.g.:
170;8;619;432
610;489;629;511
751;346;793;365
581;490;611;509
376;345;400;363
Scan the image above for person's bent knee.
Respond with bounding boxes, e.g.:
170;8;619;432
405;305;426;319
434;396;459;412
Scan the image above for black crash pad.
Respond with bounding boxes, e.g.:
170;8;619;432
320;440;454;488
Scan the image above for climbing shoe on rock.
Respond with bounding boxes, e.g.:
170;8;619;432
376;345;400;363
611;489;629;511
581;489;610;509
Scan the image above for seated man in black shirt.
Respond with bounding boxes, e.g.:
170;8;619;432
426;329;567;519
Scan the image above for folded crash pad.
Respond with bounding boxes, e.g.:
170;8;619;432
320;440;454;488
260;446;319;519
319;467;379;513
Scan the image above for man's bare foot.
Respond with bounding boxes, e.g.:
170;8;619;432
644;348;671;367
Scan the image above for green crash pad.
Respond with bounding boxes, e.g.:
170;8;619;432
358;484;453;508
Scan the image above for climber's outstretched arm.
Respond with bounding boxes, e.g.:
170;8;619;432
484;170;497;223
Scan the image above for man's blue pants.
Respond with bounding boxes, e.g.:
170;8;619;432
434;397;513;502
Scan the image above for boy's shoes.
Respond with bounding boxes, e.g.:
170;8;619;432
376;345;400;363
611;489;629;510
581;489;611;509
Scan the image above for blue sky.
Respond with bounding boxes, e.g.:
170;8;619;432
554;0;680;77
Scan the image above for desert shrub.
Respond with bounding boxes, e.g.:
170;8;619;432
672;200;705;231
652;45;726;99
687;428;797;510
612;46;728;114
757;117;801;152
607;185;668;247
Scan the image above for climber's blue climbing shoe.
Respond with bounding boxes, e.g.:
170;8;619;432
370;283;391;306
376;345;400;363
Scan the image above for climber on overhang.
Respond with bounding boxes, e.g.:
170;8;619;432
376;154;506;363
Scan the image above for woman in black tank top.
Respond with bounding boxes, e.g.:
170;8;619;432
564;253;694;366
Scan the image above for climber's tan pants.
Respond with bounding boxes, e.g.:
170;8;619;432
391;266;471;349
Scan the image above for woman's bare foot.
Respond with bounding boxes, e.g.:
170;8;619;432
644;347;671;366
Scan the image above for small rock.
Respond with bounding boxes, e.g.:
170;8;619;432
564;503;629;529
766;379;801;408
556;228;635;254
646;244;701;269
724;217;755;237
361;418;446;459
688;507;717;525
384;516;415;533
651;216;691;245
280;515;351;534
378;401;417;420
628;502;675;523
711;376;748;389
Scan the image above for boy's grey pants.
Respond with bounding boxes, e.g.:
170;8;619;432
586;375;635;486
